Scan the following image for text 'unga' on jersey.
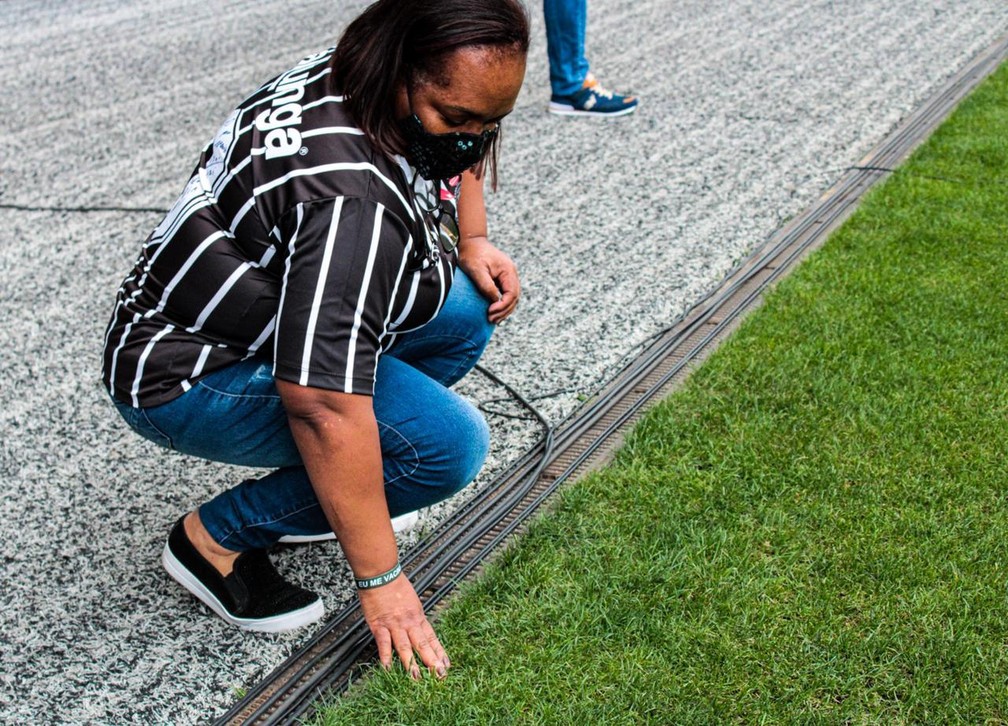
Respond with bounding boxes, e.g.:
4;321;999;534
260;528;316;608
102;48;460;408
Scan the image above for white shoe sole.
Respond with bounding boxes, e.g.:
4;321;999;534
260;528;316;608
277;510;420;544
162;543;324;633
548;101;638;117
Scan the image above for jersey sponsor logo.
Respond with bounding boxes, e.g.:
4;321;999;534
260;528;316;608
205;108;240;191
256;50;329;160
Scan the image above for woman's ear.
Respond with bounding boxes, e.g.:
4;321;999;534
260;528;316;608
393;81;410;120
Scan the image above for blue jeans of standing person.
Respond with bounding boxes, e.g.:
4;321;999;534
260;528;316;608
113;272;493;551
544;0;590;97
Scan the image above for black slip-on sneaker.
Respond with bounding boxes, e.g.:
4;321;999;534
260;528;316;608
162;517;324;633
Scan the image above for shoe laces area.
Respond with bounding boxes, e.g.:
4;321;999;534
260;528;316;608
586;79;616;99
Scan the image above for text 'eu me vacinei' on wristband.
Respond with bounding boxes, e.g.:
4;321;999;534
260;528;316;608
355;562;402;590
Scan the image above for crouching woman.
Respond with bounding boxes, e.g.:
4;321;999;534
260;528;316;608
101;0;529;678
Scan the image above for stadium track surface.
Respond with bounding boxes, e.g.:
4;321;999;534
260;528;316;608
1;1;1007;721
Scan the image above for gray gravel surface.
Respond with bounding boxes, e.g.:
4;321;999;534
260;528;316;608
2;0;1006;722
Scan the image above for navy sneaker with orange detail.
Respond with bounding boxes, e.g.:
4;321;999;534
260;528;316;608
548;73;639;117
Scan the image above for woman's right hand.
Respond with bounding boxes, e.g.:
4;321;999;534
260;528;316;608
276;382;448;677
357;573;451;679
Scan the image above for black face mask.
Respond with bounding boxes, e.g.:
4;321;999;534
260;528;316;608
400;113;497;181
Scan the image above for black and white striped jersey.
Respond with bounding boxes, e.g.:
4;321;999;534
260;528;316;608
102;48;458;408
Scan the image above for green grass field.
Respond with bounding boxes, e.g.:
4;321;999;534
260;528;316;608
315;61;1008;724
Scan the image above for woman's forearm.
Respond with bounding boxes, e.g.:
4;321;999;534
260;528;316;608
458;169;488;243
277;380;398;579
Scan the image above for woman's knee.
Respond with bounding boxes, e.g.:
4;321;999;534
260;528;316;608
424;395;490;499
447;397;491;490
375;355;491;509
445;270;496;354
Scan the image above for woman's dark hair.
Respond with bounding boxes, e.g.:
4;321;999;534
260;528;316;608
331;0;530;187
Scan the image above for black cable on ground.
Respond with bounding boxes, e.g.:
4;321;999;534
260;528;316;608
478;385;581;420
403;363;556;580
0;202;167;213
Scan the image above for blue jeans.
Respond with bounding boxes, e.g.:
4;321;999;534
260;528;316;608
113;272;493;551
544;0;589;97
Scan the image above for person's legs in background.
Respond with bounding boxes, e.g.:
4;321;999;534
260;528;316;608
543;0;639;117
543;0;590;99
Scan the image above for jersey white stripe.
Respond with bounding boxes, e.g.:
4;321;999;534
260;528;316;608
230;162;414;235
149;196;212;246
154;230;230;314
389;263;421;330
258;244;276;268
191;345;213;378
300;126;364;139
103;214;196;354
241;127;364;163
210;80;338;198
344;205;386;393
274;204;304;364
187;262;252;333
150;176;212;244
375;238;414;384
269;60;331;92
221;108;243;181
102;287;133;358
108;312;141;393
247;317;276;357
210;153;252;198
228;50;330;110
253;68;334;111
302;94;344;110
299;197;345;385
131;324;175;407
435;254;447;315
